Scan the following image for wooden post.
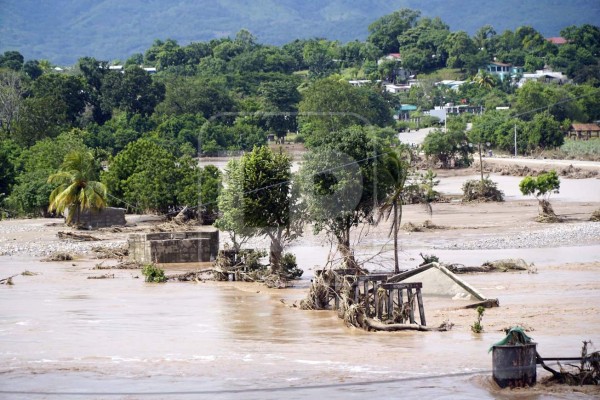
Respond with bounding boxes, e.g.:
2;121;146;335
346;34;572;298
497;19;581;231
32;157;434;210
398;289;404;323
416;288;426;326
407;288;415;324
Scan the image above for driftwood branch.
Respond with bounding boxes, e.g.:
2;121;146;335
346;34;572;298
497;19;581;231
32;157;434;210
365;318;453;332
58;231;101;241
0;274;18;284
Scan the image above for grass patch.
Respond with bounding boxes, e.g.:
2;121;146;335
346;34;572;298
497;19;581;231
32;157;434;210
418;68;466;81
559;138;600;160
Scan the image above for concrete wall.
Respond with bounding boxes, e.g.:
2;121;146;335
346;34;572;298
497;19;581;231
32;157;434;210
65;207;126;229
128;230;219;264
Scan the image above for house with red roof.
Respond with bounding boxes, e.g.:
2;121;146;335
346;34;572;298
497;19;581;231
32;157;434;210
546;37;568;45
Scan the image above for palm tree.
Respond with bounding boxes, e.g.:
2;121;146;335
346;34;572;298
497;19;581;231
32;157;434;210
48;150;107;226
474;71;495;90
377;148;411;273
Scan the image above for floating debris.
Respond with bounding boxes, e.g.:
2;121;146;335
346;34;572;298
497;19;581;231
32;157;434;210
87;274;115;279
57;231;101;241
42;252;74;261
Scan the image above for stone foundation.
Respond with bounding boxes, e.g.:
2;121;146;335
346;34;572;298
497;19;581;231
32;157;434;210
128;230;219;264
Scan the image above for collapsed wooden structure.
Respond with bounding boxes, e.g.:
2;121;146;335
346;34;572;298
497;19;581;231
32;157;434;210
314;262;498;329
319;269;426;326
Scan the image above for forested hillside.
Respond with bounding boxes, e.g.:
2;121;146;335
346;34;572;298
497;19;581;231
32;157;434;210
1;0;599;64
1;7;599;221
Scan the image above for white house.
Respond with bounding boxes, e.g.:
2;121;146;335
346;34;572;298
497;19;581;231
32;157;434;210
517;69;570;88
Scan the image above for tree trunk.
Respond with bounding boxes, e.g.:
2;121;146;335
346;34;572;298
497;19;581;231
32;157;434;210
337;226;357;270
269;230;284;274
393;200;401;274
479;142;484;183
539;199;556;217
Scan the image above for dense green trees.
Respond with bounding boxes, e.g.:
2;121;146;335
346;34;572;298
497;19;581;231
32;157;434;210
298;77;393;145
0;69;25;136
423;120;473;168
0;11;599;226
101;139;188;213
6;132;88;216
367;8;421;54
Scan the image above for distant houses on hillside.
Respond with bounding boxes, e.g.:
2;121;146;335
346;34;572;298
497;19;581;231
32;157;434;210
517;68;570;87
485;61;524;81
107;65;157;74
546;37;568;46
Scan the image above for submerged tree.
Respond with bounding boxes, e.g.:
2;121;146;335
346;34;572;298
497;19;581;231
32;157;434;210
48;150;107;226
298;126;394;269
216;146;302;273
519;170;560;222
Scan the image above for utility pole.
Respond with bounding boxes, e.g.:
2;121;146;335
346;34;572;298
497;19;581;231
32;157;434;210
478;142;484;183
514;123;517;157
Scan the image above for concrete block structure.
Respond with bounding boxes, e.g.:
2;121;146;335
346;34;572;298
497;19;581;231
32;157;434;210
65;207;126;229
128;230;219;264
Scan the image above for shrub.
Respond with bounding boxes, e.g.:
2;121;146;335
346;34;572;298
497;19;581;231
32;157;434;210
471;306;485;333
403;170;442;204
142;264;167;283
281;252;303;279
560;139;600;161
462;178;504;202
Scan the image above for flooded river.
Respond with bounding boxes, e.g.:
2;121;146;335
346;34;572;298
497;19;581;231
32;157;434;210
1;255;598;399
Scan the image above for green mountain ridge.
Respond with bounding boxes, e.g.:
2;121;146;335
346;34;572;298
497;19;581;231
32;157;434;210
1;0;599;64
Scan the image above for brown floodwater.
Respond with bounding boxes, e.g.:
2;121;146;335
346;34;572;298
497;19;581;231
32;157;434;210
1;254;599;399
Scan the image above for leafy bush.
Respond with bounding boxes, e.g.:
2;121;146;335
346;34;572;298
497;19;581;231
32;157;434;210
241;249;268;270
281;252;303;279
462;178;504;202
420;115;441;128
403;170;442;204
142;264;167;283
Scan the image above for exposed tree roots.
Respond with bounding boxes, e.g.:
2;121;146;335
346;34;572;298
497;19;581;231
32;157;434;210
536;200;561;223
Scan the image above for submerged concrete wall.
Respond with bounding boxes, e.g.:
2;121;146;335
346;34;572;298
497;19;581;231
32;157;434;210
65;207;126;229
128;230;219;264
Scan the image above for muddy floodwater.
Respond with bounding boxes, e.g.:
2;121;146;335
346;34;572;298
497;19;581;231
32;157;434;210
1;254;599;399
1;171;599;399
1;257;500;399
